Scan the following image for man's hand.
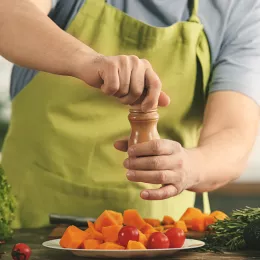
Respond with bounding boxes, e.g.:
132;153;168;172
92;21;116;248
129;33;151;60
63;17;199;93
114;139;201;200
77;55;170;112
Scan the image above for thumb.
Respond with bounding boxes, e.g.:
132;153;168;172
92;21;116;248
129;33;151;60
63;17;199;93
158;91;171;107
114;137;129;152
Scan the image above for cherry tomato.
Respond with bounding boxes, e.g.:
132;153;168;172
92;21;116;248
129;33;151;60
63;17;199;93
165;227;186;248
147;232;170;249
118;226;139;247
11;243;31;260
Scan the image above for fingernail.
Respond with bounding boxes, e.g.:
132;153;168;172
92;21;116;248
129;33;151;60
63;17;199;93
128;147;134;156
124;159;129;168
141;191;149;199
126;171;135;178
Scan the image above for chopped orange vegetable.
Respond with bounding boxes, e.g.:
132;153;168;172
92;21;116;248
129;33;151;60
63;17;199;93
163;224;175;230
82;239;102;249
191;218;206;232
94;210;119;232
123;209;146;230
180;208;203;229
154;226;164;232
204;216;216;229
107;210;123;225
127;240;146;250
138;230;148;247
210;211;228;221
102;225;122;242
174;221;188;232
87;221;104;240
143;218;161;227
140;223;157;235
162;215;175;225
99;242;125;250
60;225;88;249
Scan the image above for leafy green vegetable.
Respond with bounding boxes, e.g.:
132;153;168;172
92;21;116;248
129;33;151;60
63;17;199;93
202;207;260;252
0;163;16;240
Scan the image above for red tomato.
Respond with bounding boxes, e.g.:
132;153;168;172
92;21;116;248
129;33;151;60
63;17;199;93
147;232;170;249
118;226;139;247
165;228;186;248
11;243;31;260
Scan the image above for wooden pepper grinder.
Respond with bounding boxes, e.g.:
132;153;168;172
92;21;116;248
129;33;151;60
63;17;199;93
128;104;160;147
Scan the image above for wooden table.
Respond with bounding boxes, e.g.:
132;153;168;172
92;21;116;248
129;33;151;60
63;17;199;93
1;228;260;259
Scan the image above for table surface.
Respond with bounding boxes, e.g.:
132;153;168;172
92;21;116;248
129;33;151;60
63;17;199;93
1;228;260;259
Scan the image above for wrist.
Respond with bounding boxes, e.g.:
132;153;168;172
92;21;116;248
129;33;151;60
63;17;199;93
185;147;206;189
70;46;102;85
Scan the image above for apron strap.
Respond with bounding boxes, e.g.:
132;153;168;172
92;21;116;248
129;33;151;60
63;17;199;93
188;0;201;23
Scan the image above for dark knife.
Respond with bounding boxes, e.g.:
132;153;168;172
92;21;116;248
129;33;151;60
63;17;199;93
49;214;96;227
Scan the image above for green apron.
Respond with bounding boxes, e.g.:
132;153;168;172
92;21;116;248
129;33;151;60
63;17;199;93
2;0;211;228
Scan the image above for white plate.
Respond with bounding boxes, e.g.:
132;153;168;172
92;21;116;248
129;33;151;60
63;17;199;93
42;239;204;258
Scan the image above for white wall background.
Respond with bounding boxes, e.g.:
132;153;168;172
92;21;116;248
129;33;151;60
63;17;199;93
0;56;259;182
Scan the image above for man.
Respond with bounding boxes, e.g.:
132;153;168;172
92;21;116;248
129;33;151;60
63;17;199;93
0;0;259;228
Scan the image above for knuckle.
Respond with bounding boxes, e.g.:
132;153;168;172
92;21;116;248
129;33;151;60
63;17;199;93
131;87;143;97
102;85;119;95
160;189;169;199
151;157;160;169
130;55;140;64
158;171;167;183
151;140;161;154
141;58;151;67
119;55;128;64
172;142;182;153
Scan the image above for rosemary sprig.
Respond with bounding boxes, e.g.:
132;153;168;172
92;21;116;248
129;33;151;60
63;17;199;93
200;207;260;252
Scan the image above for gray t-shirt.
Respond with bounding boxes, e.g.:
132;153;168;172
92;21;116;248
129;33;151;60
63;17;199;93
11;0;260;105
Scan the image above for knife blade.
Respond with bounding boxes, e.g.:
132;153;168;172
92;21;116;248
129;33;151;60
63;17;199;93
49;214;96;227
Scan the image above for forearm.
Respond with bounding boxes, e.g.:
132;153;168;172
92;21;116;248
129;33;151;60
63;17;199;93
0;0;96;77
189;126;258;192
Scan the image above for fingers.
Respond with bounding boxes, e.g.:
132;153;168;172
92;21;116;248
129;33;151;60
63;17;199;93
114;138;128;152
124;154;182;170
114;56;131;98
126;170;181;185
120;56;145;105
142;66;161;112
128;140;182;157
99;55;170;110
100;61;120;96
140;185;179;200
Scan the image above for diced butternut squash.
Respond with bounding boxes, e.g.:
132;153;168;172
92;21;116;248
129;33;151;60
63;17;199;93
163;225;175;230
191;218;206;232
123;209;146;230
140;223;157;235
180;208;203;229
180;208;203;222
143;218;161;227
82;239;102;249
94;210;118;232
174;221;188;233
127;240;146;250
99;242;125;250
107;210;123;225
102;225;122;242
154;226;164;232
138;230;148;247
204;215;216;229
85;228;95;240
60;225;88;249
162;215;175;225
210;211;228;221
87;221;104;240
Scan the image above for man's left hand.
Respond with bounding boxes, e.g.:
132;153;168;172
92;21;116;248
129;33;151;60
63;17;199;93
114;139;202;200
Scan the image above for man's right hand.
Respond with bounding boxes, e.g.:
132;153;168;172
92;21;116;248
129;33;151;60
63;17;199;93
76;54;170;112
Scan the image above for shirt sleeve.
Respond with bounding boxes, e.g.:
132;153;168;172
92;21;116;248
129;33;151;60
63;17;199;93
208;0;260;106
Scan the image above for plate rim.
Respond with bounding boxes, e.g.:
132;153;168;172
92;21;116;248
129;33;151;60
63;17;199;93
42;238;205;252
